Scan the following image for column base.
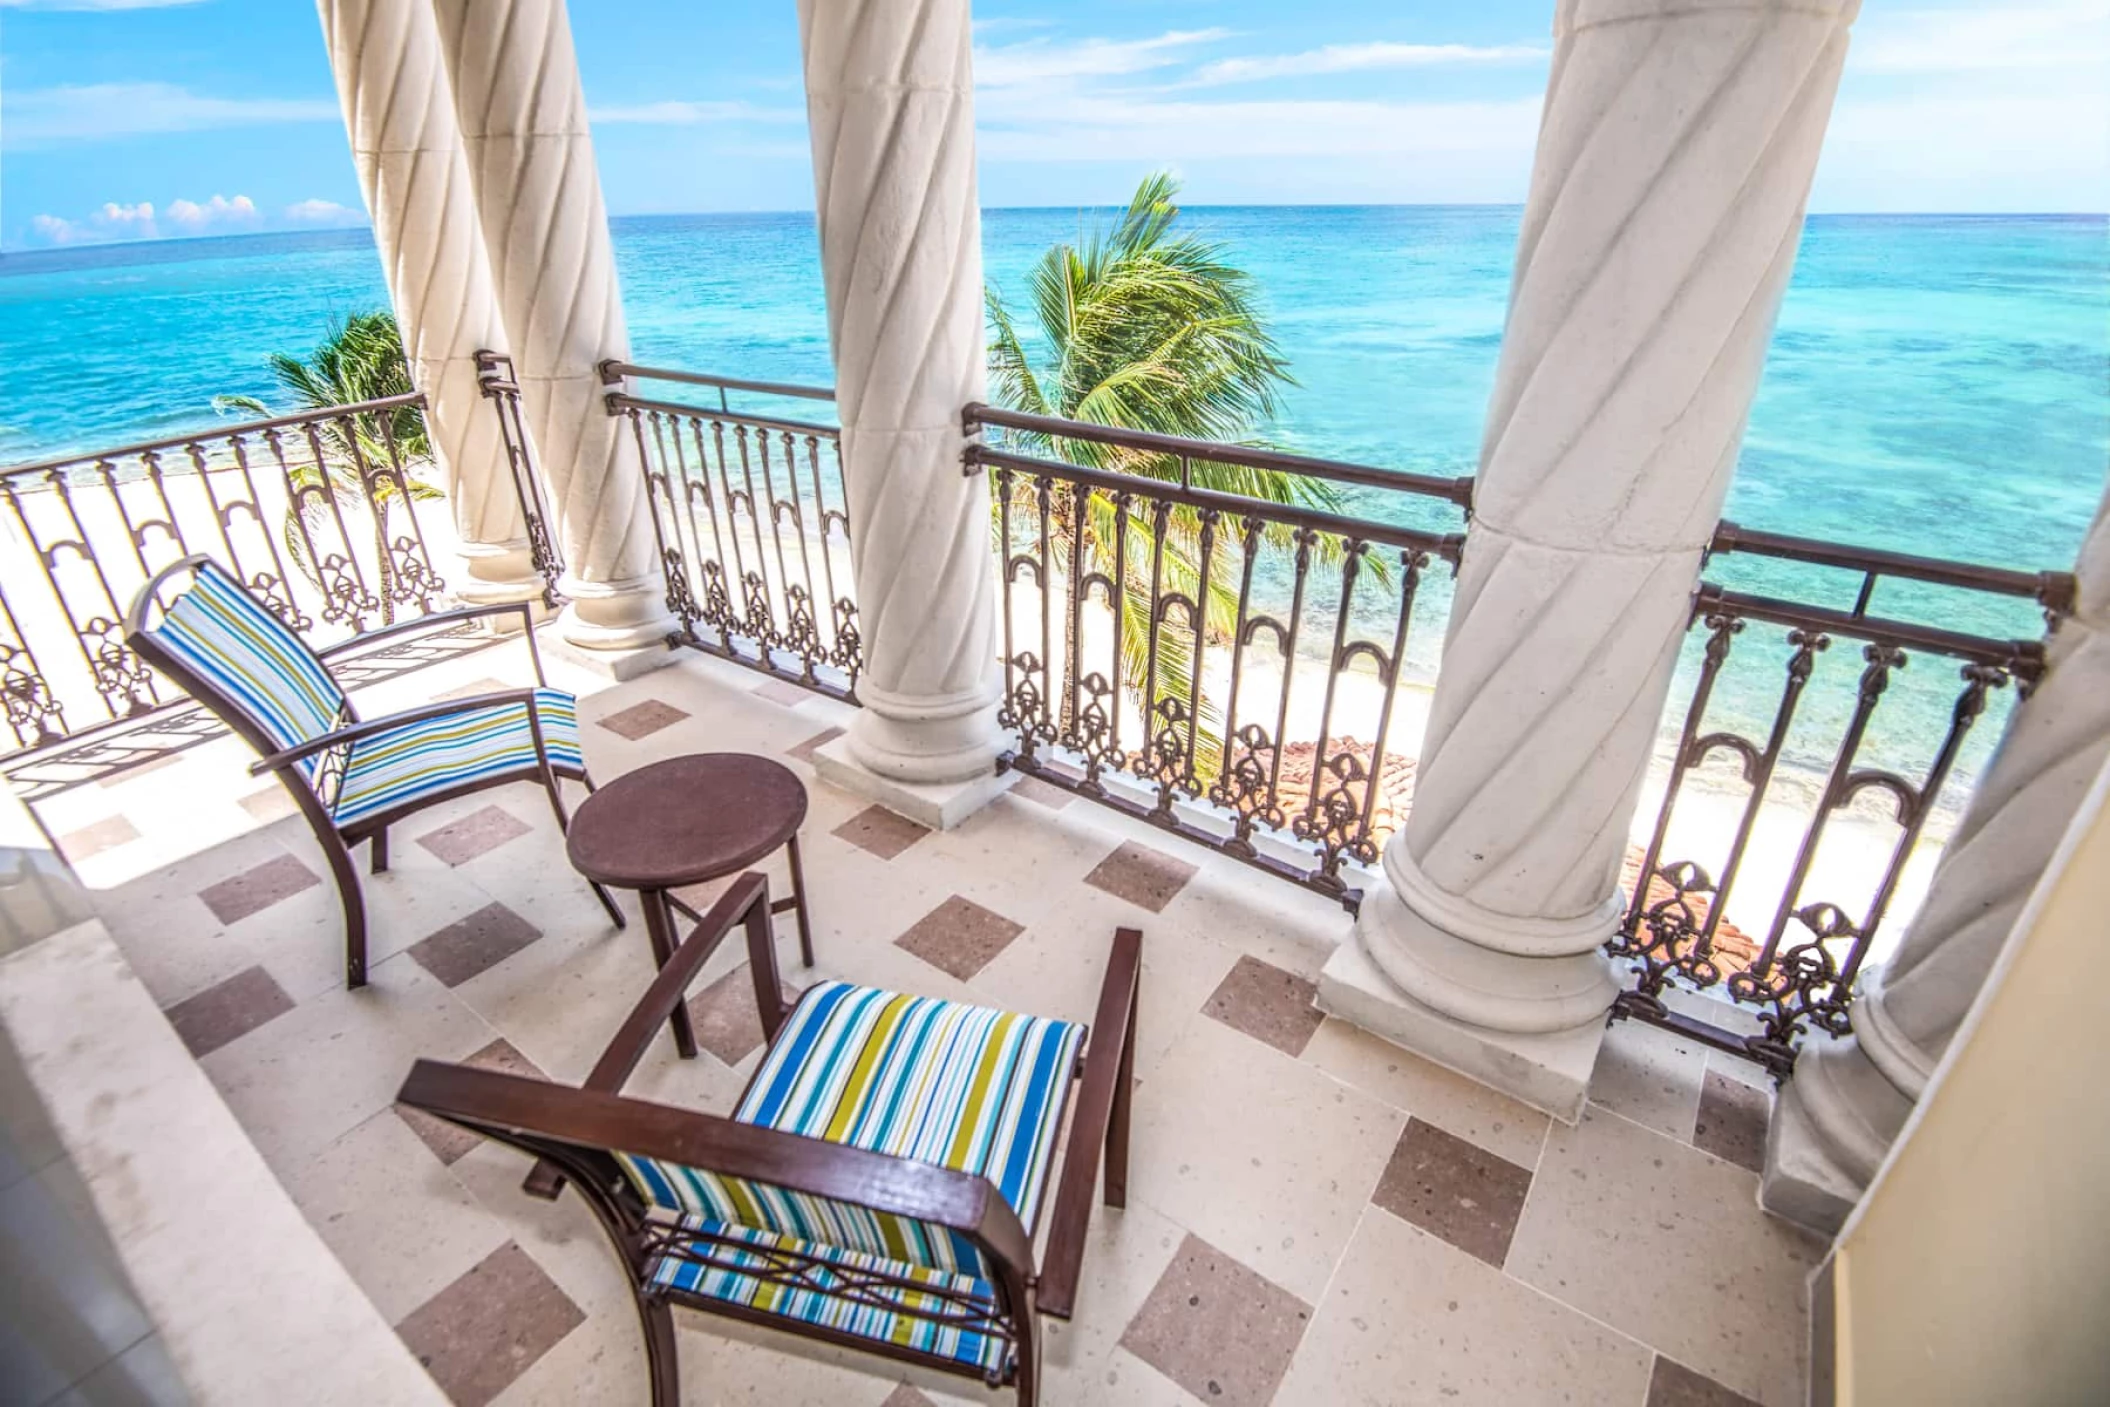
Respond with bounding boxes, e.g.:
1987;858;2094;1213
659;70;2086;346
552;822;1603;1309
1318;936;1606;1123
535;625;677;682
451;541;549;623
553;570;679;653
1760;1030;1912;1235
812;735;1015;831
1760;1082;1864;1236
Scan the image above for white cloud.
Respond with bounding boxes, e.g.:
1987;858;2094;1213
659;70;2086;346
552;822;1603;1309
29;200;160;245
0;1;201;9
973;29;1231;90
284;198;366;226
3;82;338;148
1191;41;1546;86
1853;2;2110;75
588;99;801;126
165;193;257;231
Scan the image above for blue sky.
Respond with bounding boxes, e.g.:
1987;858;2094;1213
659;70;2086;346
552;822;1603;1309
1;0;2105;248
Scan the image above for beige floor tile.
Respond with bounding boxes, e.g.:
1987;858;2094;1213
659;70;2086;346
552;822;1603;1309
197;953;498;1175
1035;1198;1188;1386
1276;1208;1654;1406
490;1303;651;1407
671;1318;910;1406
450;920;674;1086
283;1108;511;1324
1588;1019;1709;1140
1128;1017;1403;1302
1302;1017;1551;1167
1048;1347;1203;1407
1507;1107;1823;1407
1156;854;1351;981
447;1141;636;1323
970;898;1237;1085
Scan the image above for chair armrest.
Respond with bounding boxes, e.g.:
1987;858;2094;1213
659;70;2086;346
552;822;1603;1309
1037;926;1143;1319
519;874;777;1200
586;873;775;1096
315;601;535;658
246;689;541;775
396;1060;1038;1281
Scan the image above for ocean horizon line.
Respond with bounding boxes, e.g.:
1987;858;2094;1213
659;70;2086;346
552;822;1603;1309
5;205;2106;263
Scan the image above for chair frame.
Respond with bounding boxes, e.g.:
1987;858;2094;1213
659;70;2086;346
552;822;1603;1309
124;554;624;989
399;873;1141;1406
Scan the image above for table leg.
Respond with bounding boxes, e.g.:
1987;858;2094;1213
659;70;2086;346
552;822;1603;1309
642;888;699;1059
785;834;816;968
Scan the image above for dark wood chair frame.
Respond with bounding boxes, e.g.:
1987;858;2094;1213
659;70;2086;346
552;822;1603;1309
123;553;625;989
399;873;1141;1407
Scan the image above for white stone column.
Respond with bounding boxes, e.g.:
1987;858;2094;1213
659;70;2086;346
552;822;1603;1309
1319;0;1862;1120
794;0;1009;828
315;0;543;611
428;0;673;654
1766;490;2110;1231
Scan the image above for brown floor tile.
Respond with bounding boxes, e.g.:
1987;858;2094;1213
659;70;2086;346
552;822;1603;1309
1008;774;1076;810
198;852;321;924
434;676;513;702
685;964;803;1067
596;697;690;740
416;805;534;867
786;726;843;764
408;902;543;988
894;896;1026;982
162;965;295;1058
1372;1118;1534;1268
1647;1356;1763;1407
398;1039;546;1165
753;677;814;706
879;1387;935;1407
1119;1234;1311;1407
58;815;140;862
1203;955;1324;1057
1085;840;1197;913
832;804;930;860
1692;1071;1769;1174
395;1241;584;1407
238;786;298;823
97;751;181;786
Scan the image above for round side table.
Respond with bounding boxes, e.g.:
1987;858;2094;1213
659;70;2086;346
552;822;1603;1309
566;752;814;1058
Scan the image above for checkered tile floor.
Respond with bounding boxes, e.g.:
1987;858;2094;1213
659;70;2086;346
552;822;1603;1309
48;642;1818;1407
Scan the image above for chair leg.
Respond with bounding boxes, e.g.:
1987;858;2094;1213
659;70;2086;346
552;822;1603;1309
636;1294;679;1407
321;835;368;989
369;827;388;875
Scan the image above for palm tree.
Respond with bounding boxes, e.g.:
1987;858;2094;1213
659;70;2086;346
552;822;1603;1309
985;172;1341;774
217;310;441;622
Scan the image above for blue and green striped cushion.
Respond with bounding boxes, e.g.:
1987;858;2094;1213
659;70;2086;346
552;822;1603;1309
146;561;344;776
647;1215;1008;1373
331;688;582;826
618;983;1082;1283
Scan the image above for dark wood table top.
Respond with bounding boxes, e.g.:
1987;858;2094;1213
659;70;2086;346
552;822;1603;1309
566;752;808;890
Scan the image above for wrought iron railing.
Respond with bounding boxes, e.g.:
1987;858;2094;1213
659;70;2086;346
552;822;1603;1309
0;396;476;799
602;362;860;699
473;350;567;608
963;403;1473;906
1612;524;2074;1072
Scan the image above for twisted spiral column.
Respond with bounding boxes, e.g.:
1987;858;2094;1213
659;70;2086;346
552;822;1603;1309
1767;490;2110;1230
429;0;672;650
314;0;540;609
1334;0;1861;1097
797;0;1002;784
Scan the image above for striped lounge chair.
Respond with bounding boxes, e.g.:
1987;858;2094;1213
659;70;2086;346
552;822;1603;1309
400;873;1140;1407
124;554;624;988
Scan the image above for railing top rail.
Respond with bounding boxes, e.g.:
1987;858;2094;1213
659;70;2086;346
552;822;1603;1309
1698;583;2047;672
612;392;842;442
0;393;429;482
964;401;1478;510
1711;519;2075;613
970;442;1466;560
603;361;837;404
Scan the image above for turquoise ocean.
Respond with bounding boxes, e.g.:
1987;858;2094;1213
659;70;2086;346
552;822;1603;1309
2;207;2105;782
